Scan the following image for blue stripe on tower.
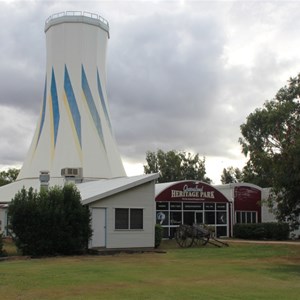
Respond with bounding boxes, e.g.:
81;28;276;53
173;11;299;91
35;76;47;149
82;65;105;148
64;65;82;147
51;68;60;146
97;69;112;132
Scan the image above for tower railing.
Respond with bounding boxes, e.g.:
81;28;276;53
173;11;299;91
45;11;109;28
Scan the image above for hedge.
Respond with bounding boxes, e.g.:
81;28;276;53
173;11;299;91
233;222;289;240
8;185;92;256
155;224;163;248
0;233;4;256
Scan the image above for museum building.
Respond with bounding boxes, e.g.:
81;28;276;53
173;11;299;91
155;181;263;238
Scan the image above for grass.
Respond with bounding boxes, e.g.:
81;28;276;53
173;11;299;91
2;237;18;256
1;240;300;299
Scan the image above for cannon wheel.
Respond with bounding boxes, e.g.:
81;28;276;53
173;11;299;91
193;235;210;246
175;225;194;248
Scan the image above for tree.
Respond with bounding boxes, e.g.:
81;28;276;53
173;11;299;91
221;167;242;184
240;161;272;187
239;73;300;229
144;149;211;183
0;168;20;186
8;184;92;256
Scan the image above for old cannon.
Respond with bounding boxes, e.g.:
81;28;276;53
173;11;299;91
175;224;229;248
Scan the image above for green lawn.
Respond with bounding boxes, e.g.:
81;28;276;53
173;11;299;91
1;241;300;299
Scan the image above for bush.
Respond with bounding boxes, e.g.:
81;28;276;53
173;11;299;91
0;233;4;256
8;184;92;256
233;222;290;240
155;224;163;248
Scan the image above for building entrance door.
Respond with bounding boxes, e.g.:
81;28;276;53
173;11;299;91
90;208;106;248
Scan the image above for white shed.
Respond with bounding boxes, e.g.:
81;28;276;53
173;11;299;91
79;174;159;249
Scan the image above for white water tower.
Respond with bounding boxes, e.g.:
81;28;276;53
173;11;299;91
18;11;126;181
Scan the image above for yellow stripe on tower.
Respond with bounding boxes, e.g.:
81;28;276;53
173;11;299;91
81;91;104;149
63;92;83;163
48;94;55;161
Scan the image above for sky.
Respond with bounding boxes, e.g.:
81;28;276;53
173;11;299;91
0;0;300;184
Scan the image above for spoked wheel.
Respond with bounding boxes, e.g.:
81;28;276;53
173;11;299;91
175;225;194;248
193;235;210;246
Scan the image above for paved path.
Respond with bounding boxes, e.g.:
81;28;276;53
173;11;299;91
225;239;300;246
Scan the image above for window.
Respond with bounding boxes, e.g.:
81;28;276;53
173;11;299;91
235;211;257;224
115;208;143;230
115;208;129;229
130;209;143;229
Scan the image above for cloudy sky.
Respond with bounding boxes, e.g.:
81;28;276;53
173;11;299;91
0;0;300;184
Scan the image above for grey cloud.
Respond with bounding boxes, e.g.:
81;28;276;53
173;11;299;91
107;11;227;161
1;1;300;179
0;2;47;114
0;105;36;165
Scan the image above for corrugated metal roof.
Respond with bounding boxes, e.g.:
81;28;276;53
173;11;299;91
78;174;159;205
0;177;64;203
0;174;159;205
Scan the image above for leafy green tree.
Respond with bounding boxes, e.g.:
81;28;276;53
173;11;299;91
144;149;211;183
239;73;300;229
8;184;92;256
221;167;242;184
0;168;20;186
240;161;272;187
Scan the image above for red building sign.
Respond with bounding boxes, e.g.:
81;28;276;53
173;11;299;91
156;181;229;203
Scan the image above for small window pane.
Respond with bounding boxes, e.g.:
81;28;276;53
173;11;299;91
156;211;168;225
170;211;182;225
162;227;169;239
156;202;168;210
216;203;226;210
170;202;182;210
236;212;240;223
115;208;129;229
205;203;215;210
247;212;252;223
241;212;246;223
252;212;257;223
196;212;203;224
216;226;227;237
217;212;227;224
130;209;143;229
183;212;194;225
205;212;215;224
183;203;203;210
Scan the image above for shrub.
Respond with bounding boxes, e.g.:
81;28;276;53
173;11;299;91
0;233;4;256
233;222;290;240
155;224;163;248
8;184;92;256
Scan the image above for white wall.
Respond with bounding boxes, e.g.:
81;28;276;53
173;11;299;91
0;207;7;236
89;181;156;249
261;188;300;238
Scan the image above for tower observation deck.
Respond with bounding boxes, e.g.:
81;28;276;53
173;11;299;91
45;11;110;38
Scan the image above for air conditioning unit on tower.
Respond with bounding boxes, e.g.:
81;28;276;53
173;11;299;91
61;167;83;178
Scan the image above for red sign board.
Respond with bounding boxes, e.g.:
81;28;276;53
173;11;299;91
156;181;229;203
234;186;261;210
